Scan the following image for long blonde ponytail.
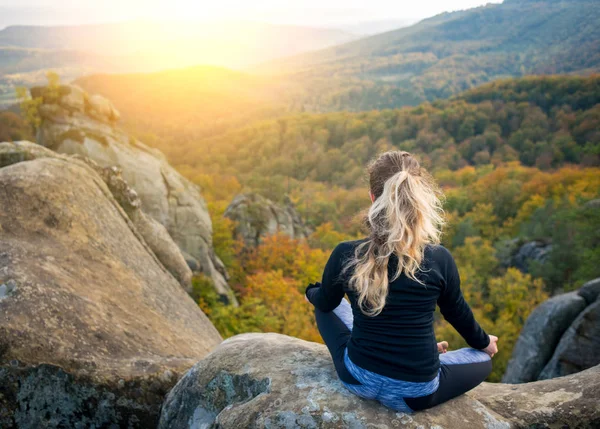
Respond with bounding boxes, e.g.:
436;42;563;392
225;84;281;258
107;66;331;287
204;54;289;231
344;151;445;317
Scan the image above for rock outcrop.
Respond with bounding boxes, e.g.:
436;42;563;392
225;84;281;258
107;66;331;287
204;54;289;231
0;140;192;289
538;294;600;380
224;193;310;247
498;238;553;273
502;291;587;383
159;333;600;429
30;84;235;303
0;149;222;428
503;277;600;383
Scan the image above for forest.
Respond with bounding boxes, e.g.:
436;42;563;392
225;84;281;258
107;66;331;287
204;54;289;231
6;73;600;383
137;75;600;199
259;0;600;111
170;76;599;382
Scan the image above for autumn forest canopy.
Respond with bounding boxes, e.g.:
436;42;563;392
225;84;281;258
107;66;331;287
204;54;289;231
183;75;600;381
78;73;598;382
2;0;600;383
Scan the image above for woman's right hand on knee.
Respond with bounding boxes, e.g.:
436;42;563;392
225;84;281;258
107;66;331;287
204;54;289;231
483;335;498;357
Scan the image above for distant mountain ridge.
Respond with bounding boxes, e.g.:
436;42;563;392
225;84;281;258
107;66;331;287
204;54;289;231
259;0;600;111
0;21;358;67
0;20;358;106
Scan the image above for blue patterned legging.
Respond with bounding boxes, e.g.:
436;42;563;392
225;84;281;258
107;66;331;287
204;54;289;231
314;299;492;413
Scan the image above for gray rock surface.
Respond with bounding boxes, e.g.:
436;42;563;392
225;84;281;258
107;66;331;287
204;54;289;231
30;84;235;303
93;162;194;289
539;296;600;380
504;277;600;384
0;154;222;428
511;240;552;273
584;198;600;209
0;140;192;289
159;333;600;429
224;193;310;247
578;277;600;305
502;291;587;383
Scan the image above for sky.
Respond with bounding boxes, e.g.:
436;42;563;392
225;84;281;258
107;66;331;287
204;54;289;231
0;0;503;28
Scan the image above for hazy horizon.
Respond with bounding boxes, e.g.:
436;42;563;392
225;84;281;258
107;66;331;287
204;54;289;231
0;1;502;31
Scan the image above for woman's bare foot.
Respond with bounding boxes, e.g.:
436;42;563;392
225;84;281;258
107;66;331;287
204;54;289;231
437;341;448;353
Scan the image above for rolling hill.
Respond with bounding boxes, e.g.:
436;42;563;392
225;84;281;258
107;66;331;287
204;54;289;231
258;0;600;111
163;75;600;191
0;20;358;106
0;21;358;68
74;66;290;140
73;73;599;198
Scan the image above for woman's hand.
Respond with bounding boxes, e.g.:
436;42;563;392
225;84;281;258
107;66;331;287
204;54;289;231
437;341;449;353
305;282;320;304
483;335;499;357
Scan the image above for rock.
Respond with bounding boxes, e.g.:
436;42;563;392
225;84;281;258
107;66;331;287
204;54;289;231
502;291;587;383
504;277;600;383
87;93;120;123
0;140;192;289
538;296;600;380
60;84;86;112
0;279;17;301
584;198;600;209
0;156;222;428
0;138;63;167
32;84;235;303
91;163;193;289
578;277;600;305
182;250;201;271
159;333;600;429
510;240;552;273
224;193;310;247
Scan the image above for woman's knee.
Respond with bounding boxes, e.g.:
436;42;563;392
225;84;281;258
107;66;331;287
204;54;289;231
439;348;491;365
332;299;353;331
402;391;437;412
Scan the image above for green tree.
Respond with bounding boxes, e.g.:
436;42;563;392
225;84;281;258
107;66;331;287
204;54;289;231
15;86;42;132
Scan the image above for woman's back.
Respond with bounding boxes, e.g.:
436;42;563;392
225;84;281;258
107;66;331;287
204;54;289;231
306;150;496;413
307;239;490;382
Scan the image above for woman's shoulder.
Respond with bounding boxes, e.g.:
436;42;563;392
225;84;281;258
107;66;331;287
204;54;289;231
331;238;368;261
424;243;455;266
334;238;368;253
338;237;369;248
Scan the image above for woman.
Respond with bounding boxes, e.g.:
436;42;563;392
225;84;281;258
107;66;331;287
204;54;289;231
305;150;498;413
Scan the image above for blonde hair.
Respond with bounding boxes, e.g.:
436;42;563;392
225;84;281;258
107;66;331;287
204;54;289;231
344;151;445;317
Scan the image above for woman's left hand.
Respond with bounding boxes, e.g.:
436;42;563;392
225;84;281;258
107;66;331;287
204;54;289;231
437;341;449;353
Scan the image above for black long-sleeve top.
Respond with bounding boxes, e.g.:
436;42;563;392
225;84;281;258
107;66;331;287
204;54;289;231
305;239;490;382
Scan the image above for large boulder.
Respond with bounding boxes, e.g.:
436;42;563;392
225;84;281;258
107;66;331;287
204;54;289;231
0;154;222;428
224;193;310;247
510;240;552;273
31;84;235;304
578;278;600;305
502;291;587;383
539;296;600;380
159;333;599;429
0;140;192;289
503;277;600;383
